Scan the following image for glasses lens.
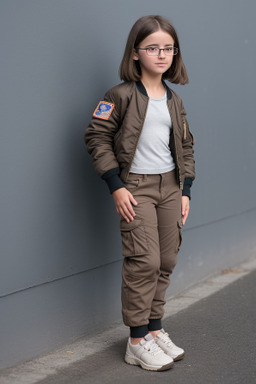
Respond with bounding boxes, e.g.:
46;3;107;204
164;49;172;56
145;47;179;56
164;47;178;56
147;47;158;56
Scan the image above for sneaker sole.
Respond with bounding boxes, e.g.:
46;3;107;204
124;354;174;371
173;352;185;362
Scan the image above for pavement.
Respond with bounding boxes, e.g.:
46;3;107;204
1;257;256;384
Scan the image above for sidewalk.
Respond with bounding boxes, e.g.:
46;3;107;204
1;257;256;384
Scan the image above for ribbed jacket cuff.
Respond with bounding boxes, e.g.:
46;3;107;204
182;177;193;199
101;168;125;194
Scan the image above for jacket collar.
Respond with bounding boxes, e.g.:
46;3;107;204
136;80;172;100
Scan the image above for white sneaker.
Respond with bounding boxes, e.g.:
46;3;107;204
124;333;174;371
155;329;185;361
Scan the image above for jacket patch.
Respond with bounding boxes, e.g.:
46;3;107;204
93;101;115;120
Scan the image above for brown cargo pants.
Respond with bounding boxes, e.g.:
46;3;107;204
120;170;182;336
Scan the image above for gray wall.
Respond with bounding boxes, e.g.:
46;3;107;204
1;0;256;369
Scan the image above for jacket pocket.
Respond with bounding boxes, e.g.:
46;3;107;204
182;115;195;145
120;219;148;257
182;116;187;140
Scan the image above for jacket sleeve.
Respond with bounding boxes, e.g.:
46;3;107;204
84;90;125;193
180;102;195;199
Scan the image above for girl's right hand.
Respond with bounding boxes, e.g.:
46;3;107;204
112;188;138;223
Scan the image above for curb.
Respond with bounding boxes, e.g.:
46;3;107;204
0;255;255;384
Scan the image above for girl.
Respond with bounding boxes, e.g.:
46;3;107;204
85;15;195;372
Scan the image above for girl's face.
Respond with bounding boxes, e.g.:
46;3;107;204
133;29;175;79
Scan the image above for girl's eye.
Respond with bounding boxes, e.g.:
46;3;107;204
165;47;173;52
148;47;158;53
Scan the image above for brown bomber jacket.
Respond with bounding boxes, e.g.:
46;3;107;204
84;81;195;198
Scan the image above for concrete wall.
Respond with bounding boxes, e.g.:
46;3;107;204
1;0;256;369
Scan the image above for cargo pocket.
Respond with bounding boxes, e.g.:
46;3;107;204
120;219;148;257
176;219;183;252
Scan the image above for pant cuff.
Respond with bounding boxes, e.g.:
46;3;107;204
130;325;149;338
148;318;162;331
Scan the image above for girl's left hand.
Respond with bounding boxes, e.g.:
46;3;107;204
181;196;190;225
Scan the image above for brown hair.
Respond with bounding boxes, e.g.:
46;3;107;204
119;15;189;84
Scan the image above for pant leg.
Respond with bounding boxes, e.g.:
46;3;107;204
149;170;182;320
120;174;161;329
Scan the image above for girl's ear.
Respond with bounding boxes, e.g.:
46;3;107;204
133;48;139;61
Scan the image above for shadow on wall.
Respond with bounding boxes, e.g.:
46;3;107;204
64;106;121;273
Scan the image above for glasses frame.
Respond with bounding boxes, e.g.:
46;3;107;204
136;47;179;56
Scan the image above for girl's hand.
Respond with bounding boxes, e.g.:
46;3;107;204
112;188;138;223
181;196;190;225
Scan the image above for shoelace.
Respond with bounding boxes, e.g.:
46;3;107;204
159;331;175;347
143;339;163;356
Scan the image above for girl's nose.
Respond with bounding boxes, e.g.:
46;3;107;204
158;49;165;58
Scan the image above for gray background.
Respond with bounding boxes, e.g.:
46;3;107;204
1;0;256;369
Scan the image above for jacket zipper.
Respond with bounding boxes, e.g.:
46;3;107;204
168;101;183;190
172;129;183;189
183;117;187;140
125;95;183;190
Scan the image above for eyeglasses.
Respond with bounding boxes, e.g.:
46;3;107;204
136;46;178;56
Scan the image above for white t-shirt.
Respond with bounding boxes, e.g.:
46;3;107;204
130;92;175;174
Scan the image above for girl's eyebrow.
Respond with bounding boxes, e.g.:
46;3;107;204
144;43;174;47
